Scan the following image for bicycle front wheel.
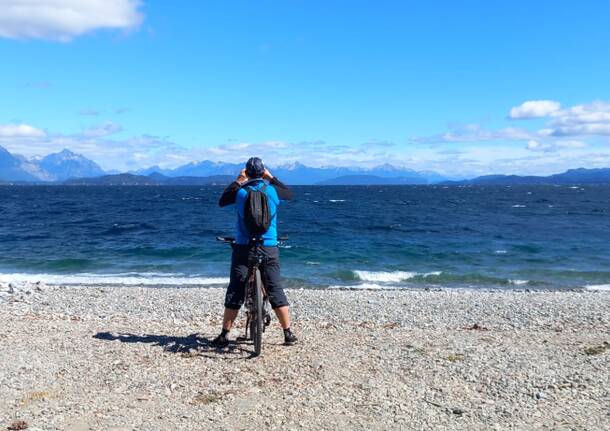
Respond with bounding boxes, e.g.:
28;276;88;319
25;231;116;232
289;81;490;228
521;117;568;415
250;268;264;357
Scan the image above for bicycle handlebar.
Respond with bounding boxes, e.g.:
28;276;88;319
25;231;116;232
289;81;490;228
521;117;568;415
216;235;288;244
216;236;235;243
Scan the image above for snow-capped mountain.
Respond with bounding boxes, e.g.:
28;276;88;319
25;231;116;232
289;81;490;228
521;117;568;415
0;146;41;182
167;160;243;177
38;149;105;181
0;146;105;182
0;145;447;184
270;162;436;184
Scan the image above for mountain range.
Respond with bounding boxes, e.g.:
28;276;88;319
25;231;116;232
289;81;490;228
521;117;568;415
442;168;610;185
3;145;610;185
0;145;449;185
0;146;104;182
131;160;448;185
64;173;234;186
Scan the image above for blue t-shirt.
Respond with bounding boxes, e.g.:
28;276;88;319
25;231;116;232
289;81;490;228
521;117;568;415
234;180;281;246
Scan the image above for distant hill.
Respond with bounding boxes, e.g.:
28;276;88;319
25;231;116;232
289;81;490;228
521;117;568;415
0;145;104;182
5;144;610;186
64;173;234;186
165;160;243;177
64;173;160;185
0;146;46;182
38;149;105;181
0;145;448;184
161;175;234;185
316;174;428;185
140;160;447;185
269;162;441;185
444;168;610;185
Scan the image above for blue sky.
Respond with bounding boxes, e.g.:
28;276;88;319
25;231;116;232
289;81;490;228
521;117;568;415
1;0;609;176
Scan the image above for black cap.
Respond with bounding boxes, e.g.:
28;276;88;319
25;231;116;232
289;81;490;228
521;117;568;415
245;157;265;178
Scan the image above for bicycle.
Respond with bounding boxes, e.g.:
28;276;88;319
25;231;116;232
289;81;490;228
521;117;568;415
216;235;274;356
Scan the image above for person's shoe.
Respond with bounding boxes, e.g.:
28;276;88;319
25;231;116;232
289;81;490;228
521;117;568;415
283;328;298;345
211;330;230;347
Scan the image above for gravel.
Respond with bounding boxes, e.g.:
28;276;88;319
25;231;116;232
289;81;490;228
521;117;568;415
1;281;609;430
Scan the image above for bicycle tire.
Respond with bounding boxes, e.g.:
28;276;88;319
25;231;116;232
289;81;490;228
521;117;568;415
251;268;264;356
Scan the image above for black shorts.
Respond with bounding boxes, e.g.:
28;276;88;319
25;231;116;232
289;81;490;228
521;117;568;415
224;245;289;310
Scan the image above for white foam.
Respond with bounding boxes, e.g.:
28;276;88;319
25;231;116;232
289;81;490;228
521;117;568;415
509;279;529;286
0;272;229;286
585;284;610;291
329;199;346;203
328;283;403;290
494;250;508;254
353;270;441;283
512;204;526;208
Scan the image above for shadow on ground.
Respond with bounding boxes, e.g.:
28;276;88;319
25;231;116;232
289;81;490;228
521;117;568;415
93;331;253;358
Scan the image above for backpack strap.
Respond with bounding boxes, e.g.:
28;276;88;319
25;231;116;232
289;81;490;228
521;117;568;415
244;182;267;193
241;178;265;189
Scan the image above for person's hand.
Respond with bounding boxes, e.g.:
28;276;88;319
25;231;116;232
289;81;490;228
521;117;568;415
263;168;274;180
236;168;248;185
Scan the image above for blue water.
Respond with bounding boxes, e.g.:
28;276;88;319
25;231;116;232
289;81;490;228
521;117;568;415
1;185;610;290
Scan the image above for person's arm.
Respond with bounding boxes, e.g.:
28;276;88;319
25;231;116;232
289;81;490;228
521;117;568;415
266;172;293;201
219;169;248;207
218;181;241;207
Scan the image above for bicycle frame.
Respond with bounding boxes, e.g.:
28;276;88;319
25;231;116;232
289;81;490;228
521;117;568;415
244;241;271;340
216;236;272;345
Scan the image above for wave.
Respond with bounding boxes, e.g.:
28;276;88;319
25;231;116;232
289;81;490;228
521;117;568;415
102;222;157;235
353;270;441;283
328;283;404;290
339;270;539;288
585;284;610;291
0;272;228;286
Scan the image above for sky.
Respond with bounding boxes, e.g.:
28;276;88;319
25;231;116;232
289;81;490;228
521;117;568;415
1;0;610;177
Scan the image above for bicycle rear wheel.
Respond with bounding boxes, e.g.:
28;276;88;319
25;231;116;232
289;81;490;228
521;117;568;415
250;268;264;356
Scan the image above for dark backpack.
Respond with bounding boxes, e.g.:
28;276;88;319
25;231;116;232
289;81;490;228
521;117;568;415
243;183;271;236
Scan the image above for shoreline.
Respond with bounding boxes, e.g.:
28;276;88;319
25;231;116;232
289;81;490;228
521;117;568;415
1;274;608;292
2;282;610;430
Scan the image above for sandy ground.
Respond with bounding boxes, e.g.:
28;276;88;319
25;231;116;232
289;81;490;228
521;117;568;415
1;283;609;430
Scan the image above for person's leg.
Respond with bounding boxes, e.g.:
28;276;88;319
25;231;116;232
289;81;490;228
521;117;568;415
222;307;240;331
262;246;297;344
213;246;248;346
273;305;291;329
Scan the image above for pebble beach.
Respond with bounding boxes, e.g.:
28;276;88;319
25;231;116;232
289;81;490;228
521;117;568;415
1;282;609;430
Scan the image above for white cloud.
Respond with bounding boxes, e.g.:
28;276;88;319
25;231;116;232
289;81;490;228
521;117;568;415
83;122;123;137
418;100;610;153
0;123;46;138
549;102;610;136
526;140;543;151
79;108;100;116
0;0;143;41
414;123;537;144
526;139;587;152
509;100;610;136
509;100;561;119
551;123;610;137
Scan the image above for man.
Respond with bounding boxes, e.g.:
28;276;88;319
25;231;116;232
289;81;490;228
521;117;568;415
212;157;298;347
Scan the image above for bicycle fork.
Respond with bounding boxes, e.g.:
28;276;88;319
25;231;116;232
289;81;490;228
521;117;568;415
244;272;271;340
244;267;272;340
